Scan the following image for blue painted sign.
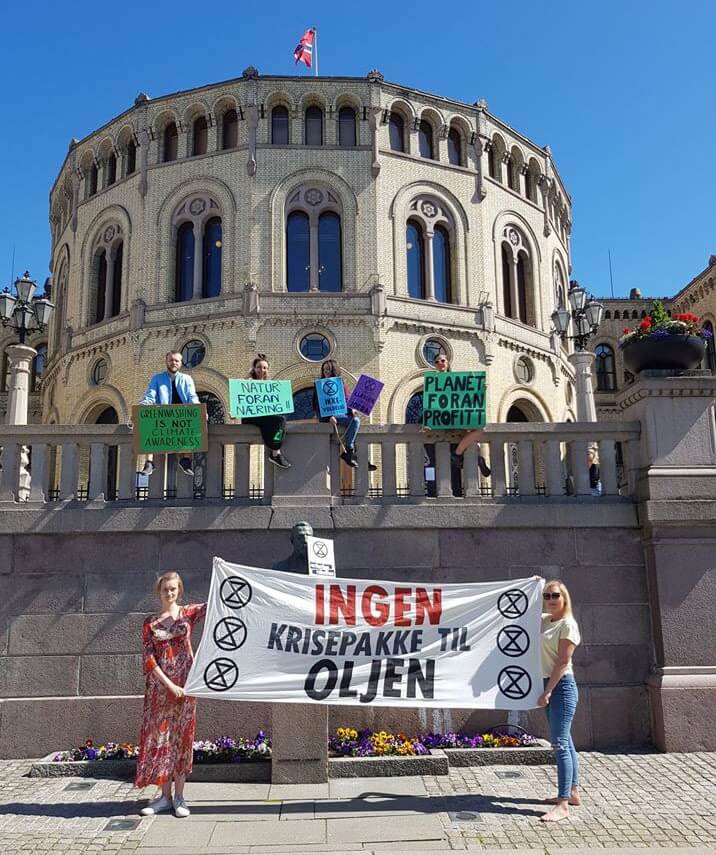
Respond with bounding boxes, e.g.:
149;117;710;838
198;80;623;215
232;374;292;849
315;377;348;417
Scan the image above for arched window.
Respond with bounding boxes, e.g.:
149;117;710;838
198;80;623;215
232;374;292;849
126;139;137;176
505;157;515;190
175;222;194;302
111;242;123;316
433;225;451;304
405;391;423;424
222;109;238;149
488;146;500;180
604;310;612;320
271;106;289;144
105;153;117;187
94;252;107;323
702;321;716;371
318;212;342;292
286;211;310;292
418;120;434;159
406;220;426;300
595;344;617;391
389;113;405;152
501;244;512;318
88;163;98;197
32;343;47;392
516;252;529;324
447;127;462;166
632;310;639;319
338;107;357;147
613;310;620;320
286;388;315;421
163;122;178;162
193;116;208;156
198;391;226;424
305;105;323;145
202;217;222;298
500;227;534;326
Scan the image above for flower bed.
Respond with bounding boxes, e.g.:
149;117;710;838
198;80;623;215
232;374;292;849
328;727;539;757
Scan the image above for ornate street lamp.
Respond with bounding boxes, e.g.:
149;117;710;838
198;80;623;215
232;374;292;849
0;271;54;344
551;280;605;423
551;280;604;351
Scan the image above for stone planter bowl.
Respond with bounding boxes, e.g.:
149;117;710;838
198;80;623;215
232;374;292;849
621;334;706;373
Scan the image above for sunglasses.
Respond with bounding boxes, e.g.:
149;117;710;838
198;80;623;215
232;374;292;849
543;592;562;600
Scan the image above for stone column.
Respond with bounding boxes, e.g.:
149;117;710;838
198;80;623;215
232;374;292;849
6;343;37;501
568;350;597;422
309;214;319;292
271;704;328;784
424;232;436;301
509;257;520;322
192;223;203;300
246;104;258;177
104;249;115;321
618;372;716;751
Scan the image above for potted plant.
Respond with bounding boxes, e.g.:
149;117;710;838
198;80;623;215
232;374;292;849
619;301;711;373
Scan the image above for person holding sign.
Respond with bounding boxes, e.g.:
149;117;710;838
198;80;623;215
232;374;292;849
136;572;206;818
537;580;582;823
312;360;375;470
240;355;291;469
139;351;200;476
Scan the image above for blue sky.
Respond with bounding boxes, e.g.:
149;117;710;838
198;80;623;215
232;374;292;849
1;1;713;299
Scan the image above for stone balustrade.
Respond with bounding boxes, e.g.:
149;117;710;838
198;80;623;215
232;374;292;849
0;420;640;506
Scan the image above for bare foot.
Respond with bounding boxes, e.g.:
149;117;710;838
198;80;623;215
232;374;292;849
540;801;570;822
546;788;581;806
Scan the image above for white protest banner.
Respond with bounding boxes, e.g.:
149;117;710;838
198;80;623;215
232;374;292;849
306;536;336;577
185;558;544;709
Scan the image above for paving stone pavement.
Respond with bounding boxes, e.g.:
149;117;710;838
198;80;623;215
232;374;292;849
0;752;714;853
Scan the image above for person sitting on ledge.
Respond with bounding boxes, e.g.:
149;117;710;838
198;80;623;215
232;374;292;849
312;358;376;471
240;354;291;469
139;351;199;477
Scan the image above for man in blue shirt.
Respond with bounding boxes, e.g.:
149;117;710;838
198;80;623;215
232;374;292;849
139;351;199;476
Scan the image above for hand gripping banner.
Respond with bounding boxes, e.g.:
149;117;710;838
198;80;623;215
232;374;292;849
184;558;544;710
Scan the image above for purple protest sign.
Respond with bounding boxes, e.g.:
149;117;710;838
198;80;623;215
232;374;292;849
347;374;384;416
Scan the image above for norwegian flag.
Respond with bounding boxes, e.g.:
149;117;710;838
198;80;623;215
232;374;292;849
293;28;315;67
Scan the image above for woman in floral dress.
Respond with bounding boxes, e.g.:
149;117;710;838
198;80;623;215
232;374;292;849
135;571;206;818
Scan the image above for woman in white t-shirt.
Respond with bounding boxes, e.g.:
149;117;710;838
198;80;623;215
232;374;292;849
537;579;581;823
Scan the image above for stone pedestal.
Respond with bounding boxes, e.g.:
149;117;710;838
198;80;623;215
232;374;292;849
568;350;597;422
618;372;716;751
269;427;332;507
270;703;328;783
5;343;37;502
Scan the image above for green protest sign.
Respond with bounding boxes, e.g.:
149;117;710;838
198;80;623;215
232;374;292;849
132;404;208;454
229;379;294;419
422;371;487;430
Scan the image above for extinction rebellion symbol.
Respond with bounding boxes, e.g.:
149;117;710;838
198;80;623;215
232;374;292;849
220;577;252;610
204;658;239;692
497;665;532;700
497;625;530;657
323;380;338;396
213;616;247;652
497;589;528;620
312;541;328;559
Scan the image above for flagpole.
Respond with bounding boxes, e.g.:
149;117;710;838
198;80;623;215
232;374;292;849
313;27;318;77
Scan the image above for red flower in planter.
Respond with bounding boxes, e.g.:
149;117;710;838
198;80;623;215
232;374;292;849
640;317;652;331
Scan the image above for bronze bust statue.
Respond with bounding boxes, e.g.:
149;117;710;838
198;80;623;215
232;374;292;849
272;521;313;574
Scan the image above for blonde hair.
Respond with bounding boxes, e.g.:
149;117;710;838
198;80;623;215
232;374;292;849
544;579;573;617
156;571;184;600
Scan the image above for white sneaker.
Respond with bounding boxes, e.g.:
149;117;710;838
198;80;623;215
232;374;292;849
140;794;172;816
173;796;190;818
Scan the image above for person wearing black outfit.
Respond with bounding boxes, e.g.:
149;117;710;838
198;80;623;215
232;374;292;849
241;355;291;469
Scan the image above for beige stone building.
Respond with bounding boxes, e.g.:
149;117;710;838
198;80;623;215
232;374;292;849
32;68;577;434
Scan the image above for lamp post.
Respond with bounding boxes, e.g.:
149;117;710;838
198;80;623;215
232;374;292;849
551;280;604;422
0;271;54;499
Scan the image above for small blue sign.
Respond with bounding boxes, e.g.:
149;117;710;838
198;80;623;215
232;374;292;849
315;377;348;417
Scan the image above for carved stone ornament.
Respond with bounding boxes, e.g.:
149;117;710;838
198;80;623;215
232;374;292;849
367;69;384;82
305;188;324;206
420;201;438;219
508;228;520;246
242;66;259;79
189;198;207;216
103;225;116;243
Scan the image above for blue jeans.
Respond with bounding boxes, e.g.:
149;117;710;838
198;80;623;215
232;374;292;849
544;675;579;799
333;414;361;449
